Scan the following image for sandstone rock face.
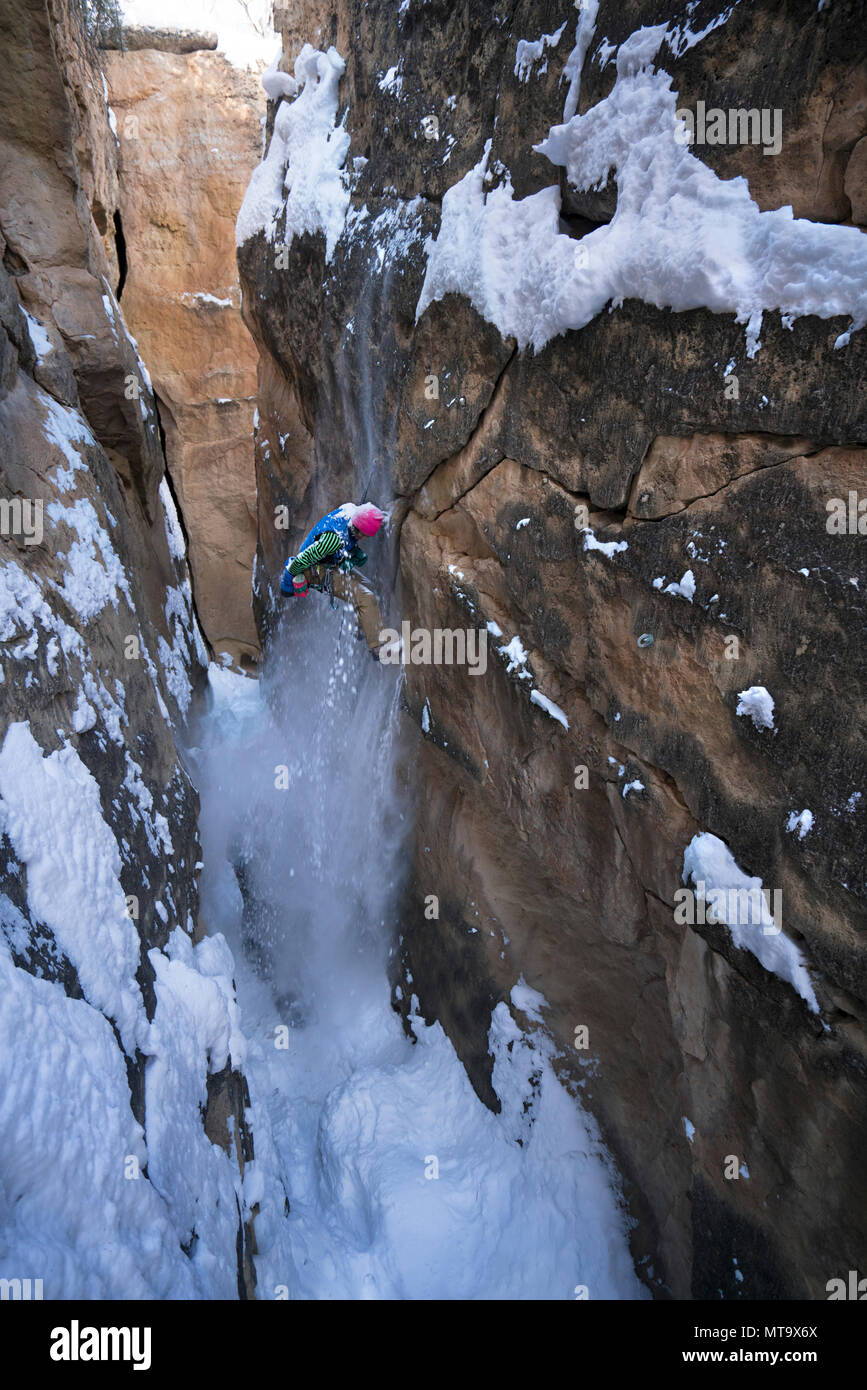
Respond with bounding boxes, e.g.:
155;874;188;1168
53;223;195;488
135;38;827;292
0;0;255;1295
238;0;867;1298
102;26;219;54
104;45;263;666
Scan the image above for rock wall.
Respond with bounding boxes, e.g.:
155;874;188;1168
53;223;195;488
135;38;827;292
238;0;867;1299
0;0;256;1296
103;37;264;667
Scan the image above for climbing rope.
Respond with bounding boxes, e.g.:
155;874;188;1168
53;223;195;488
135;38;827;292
359;455;378;504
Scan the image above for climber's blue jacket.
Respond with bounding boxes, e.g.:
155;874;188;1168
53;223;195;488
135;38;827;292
298;506;357;558
280;505;366;594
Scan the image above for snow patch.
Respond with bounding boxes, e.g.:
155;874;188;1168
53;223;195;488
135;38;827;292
23;309;55;363
497;634;533;679
510;978;548;1022
530;688;569;729
46;498;133;622
584;528;628;558
236;44;350;259
262;52;297;102
0;723;145;1050
514;22;567;83
37;388;94;492
682;832;819;1012
159;478;186;563
736;685;775;731
786;808;814;840
663;569;695;602
378;65;403;98
418;15;867;355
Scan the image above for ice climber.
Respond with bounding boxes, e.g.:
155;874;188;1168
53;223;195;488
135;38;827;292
280;501;387;657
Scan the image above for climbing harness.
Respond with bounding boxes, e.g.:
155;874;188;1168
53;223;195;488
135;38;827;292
300;563;339;609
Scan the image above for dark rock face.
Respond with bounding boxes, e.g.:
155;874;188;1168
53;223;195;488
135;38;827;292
239;0;867;1297
0;0;254;1297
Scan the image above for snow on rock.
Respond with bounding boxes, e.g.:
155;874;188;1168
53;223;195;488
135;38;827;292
22;308;55;363
0;559;129;743
46;497;133;622
0;941;200;1298
261;51;297;102
530;688;569;729
159;477;187;562
663;569;696;602
123;753;174;857
666;2;743;58
682;832;819;1013
378;64;403;98
158;581;208;718
736;685;776;731
514;22;567;83
622;779;645;797
0;564;49;644
496;635;568;729
36;387;93;492
562;0;600;120
236;44;350;259
352;197;426;274
510;978;548;1021
786;808;814;840
183;290;234;309
0;912;253;1297
415;141;563;351
418;17;867;355
142;929;248;1294
584;527;628;558
497;633;533;679
302;998;646;1298
71;688;97;733
0;722;145;1052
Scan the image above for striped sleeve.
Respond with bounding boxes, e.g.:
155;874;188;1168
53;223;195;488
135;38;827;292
288;530;343;574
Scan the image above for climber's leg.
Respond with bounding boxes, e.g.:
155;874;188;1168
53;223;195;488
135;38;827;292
331;569;385;651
